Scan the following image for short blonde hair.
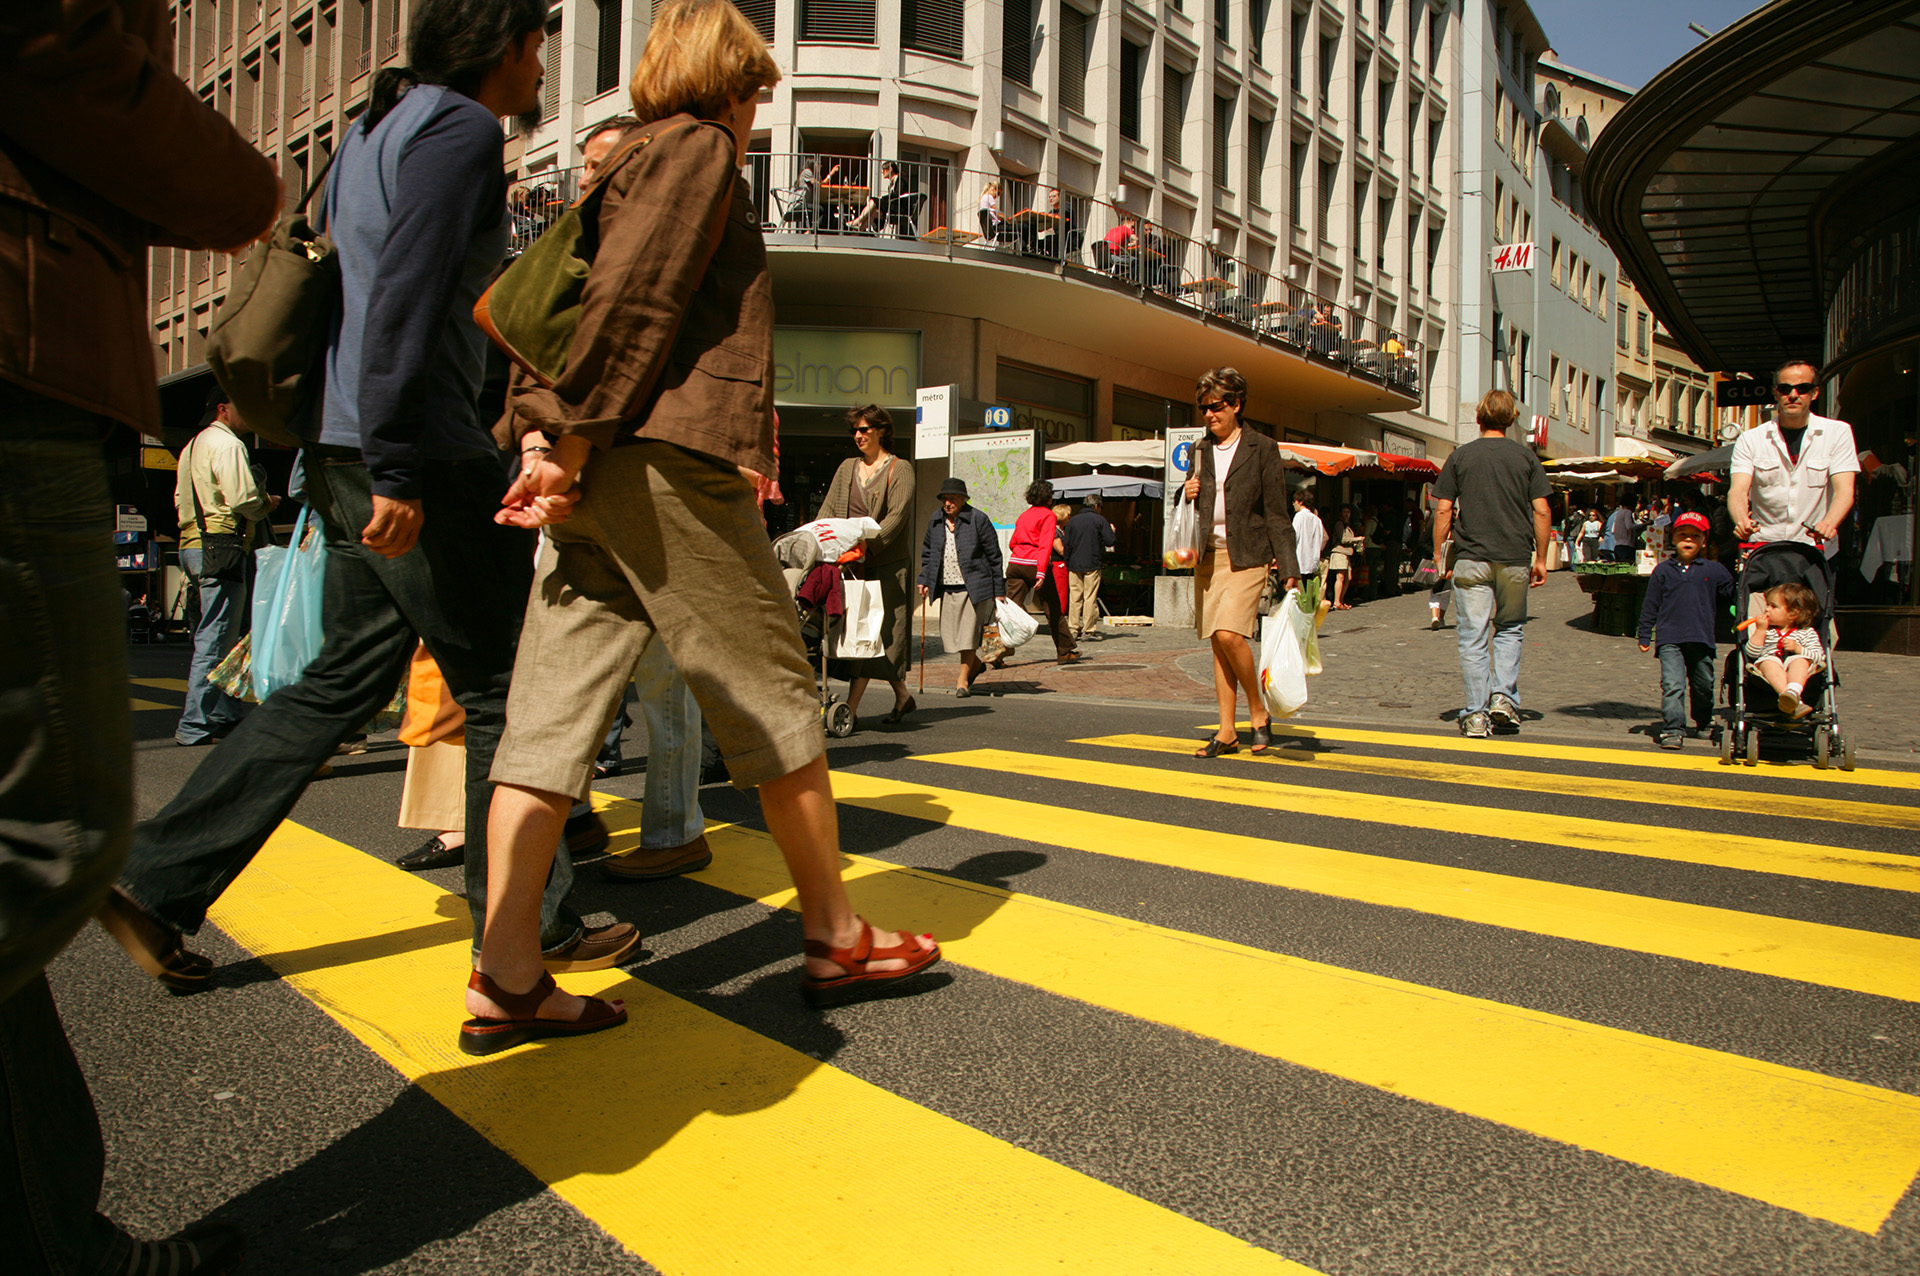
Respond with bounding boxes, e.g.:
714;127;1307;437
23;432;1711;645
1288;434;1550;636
1476;389;1518;431
630;0;781;125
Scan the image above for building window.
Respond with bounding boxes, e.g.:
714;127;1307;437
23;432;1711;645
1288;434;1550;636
1120;40;1143;141
1056;5;1090;111
1597;273;1608;314
1617;303;1628;348
1318;35;1336;113
594;0;621;97
735;0;776;43
1377;75;1393;142
1549;236;1562;288
1354;56;1367;135
801;0;875;44
1213;94;1233;183
1249;117;1269;206
1290;138;1307;222
1165;67;1188;165
1003;0;1035;86
1352;175;1366;252
1251;0;1270;63
1427;106;1442;171
542;14;560;121
1291;7;1307;90
1376;192;1391;268
1318;159;1337;241
1215;0;1230;43
1635;311;1648;356
1492;177;1504;242
1429;8;1443;64
903;0;963;56
1548;353;1562;417
998;361;1093;444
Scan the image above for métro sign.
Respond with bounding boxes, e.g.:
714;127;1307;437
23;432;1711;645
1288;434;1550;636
1715;378;1776;408
1490;242;1536;273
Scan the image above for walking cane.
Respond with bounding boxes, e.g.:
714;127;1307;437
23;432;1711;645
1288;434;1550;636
918;594;927;693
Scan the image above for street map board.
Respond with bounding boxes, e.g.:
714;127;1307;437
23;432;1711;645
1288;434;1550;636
950;430;1042;559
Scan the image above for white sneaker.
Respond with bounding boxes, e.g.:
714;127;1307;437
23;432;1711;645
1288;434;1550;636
1488;693;1519;729
1460;711;1492;739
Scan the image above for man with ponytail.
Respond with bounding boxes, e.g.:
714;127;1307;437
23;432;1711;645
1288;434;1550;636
106;0;645;1014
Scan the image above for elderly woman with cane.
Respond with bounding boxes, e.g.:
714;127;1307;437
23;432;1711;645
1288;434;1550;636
1185;367;1300;758
470;0;938;1052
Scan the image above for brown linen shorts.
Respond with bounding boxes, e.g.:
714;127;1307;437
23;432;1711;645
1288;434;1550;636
1195;544;1267;639
491;441;822;801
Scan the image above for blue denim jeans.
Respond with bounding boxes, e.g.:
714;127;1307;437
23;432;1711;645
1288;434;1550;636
631;641;705;849
0;388;136;1273
176;546;250;743
1658;642;1716;735
120;449;582;954
1452;558;1531;716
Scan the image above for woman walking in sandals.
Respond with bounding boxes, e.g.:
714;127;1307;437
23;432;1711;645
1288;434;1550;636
472;0;939;1052
1185;368;1300;759
814;404;917;724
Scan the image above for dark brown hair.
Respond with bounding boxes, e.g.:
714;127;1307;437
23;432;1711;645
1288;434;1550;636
1197;366;1248;409
846;404;893;449
1766;581;1819;627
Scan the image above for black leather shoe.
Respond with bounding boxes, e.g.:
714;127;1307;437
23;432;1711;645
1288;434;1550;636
398;836;465;870
565;809;612;862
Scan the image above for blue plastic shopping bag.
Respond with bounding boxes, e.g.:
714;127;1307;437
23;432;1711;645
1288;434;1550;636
252;506;327;701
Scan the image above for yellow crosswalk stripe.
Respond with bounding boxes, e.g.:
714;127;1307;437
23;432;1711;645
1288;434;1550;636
1206;720;1920;791
914;749;1920;894
130;698;176;712
1084;733;1920;831
672;809;1920;1233
209;823;1324;1276
823;770;1920;1003
130;677;190;692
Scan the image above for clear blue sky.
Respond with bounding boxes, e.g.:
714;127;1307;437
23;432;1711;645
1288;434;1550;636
1530;0;1770;89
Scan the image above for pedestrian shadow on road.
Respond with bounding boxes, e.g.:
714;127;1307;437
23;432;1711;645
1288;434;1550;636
209;895;474;991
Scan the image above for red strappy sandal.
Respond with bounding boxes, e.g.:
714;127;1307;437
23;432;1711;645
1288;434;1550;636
458;969;627;1056
801;917;942;1007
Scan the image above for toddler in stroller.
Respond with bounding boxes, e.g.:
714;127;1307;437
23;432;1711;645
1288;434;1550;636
772;516;881;738
1720;541;1855;769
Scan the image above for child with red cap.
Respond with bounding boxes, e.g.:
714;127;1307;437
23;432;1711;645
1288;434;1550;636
1637;511;1737;748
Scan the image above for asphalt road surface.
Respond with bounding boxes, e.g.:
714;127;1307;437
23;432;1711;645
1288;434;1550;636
64;642;1920;1275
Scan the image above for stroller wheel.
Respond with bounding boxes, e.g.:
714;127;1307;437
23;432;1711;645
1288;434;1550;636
1813;727;1831;770
1718;726;1735;766
1744;728;1761;767
824;699;856;738
1841;735;1857;772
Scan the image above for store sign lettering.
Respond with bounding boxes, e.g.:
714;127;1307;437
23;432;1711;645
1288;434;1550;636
772;328;922;407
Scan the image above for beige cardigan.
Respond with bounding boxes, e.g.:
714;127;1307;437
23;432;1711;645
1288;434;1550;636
817;455;917;566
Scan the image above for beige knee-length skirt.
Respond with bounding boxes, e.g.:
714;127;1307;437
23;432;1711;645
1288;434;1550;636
1195;545;1267;639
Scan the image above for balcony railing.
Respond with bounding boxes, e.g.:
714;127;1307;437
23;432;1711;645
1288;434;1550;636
507;155;1424;400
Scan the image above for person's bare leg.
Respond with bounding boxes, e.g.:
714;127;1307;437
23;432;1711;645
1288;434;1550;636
957;649;982;690
467;783;615;1023
1207;635;1238;745
845;675;871;715
887;676;912;711
759;753;932;978
1754;658;1789;695
1216;631;1267;730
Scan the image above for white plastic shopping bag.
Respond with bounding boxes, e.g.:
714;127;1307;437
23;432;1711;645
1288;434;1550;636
994;596;1039;649
1163;491;1201;569
834;579;885;659
798;516;881;563
1258;589;1311;718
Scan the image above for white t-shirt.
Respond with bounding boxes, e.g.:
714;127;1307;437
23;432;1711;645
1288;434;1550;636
1730;413;1860;555
1292;507;1326;567
1210;433;1241;549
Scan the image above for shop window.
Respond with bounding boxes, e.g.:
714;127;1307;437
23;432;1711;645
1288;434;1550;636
997;362;1093;444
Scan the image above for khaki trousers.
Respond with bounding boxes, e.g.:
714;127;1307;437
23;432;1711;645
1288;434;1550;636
1067;568;1103;636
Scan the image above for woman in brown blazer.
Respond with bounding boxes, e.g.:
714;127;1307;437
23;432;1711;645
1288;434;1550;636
471;0;938;1051
815;404;918;723
1183;367;1301;759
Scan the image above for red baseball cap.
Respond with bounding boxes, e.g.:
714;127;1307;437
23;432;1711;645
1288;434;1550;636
1672;512;1710;534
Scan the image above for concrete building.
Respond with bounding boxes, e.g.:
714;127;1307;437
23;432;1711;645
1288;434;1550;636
1449;4;1615;460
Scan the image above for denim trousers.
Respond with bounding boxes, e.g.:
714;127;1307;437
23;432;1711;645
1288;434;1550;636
0;389;136;1273
120;449;583;953
1658;641;1716;734
1452;558;1531;715
176;546;250;744
631;641;706;849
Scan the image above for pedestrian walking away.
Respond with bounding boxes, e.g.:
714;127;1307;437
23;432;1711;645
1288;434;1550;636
1063;495;1116;639
1;3;279;1271
1636;512;1735;748
1430;390;1551;739
1184;367;1300;759
482;0;938;1049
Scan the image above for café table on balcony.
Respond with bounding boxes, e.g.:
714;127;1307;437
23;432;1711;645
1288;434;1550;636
1181;276;1234;313
1010;206;1060;256
817;183;868;231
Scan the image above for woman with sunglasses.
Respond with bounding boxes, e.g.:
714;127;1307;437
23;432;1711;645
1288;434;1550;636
1183;368;1300;758
815;404;918;723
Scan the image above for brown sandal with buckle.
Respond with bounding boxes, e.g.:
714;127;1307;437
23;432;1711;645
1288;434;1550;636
97;890;212;993
802;917;942;1007
458;969;627;1056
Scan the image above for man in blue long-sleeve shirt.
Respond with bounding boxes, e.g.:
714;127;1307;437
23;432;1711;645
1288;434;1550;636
104;0;642;993
1637;512;1735;749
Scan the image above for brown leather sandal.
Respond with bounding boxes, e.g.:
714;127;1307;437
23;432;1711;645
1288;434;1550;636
97;890;212;993
458;969;627;1056
801;917;941;1007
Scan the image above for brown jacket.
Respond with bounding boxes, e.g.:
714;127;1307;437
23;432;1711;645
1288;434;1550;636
500;116;775;477
0;1;279;433
1194;425;1300;575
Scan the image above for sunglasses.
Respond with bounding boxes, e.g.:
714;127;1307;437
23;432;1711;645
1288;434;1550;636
1198;400;1232;414
850;425;875;434
1775;382;1818;396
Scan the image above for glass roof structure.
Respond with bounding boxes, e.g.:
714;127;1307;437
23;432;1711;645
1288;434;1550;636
1585;0;1920;375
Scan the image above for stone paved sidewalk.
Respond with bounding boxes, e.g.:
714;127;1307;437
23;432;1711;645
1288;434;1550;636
920;573;1920;756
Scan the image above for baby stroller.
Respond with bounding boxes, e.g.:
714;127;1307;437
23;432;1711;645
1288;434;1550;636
772;516;881;740
1717;540;1855;770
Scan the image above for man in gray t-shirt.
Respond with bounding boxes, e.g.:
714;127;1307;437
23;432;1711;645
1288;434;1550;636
1430;390;1551;738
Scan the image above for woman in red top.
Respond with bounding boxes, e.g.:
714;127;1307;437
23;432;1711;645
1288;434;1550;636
1002;481;1080;664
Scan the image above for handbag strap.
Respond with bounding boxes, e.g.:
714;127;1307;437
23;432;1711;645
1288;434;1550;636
180;431;215;543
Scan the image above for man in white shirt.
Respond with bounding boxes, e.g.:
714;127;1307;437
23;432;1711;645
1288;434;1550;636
1727;358;1858;632
173;392;275;745
1291;488;1326;583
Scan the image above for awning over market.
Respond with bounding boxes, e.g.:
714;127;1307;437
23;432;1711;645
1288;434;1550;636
1049;472;1166;500
1544;455;1674;480
1276;442;1439;477
1045;440;1165;468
